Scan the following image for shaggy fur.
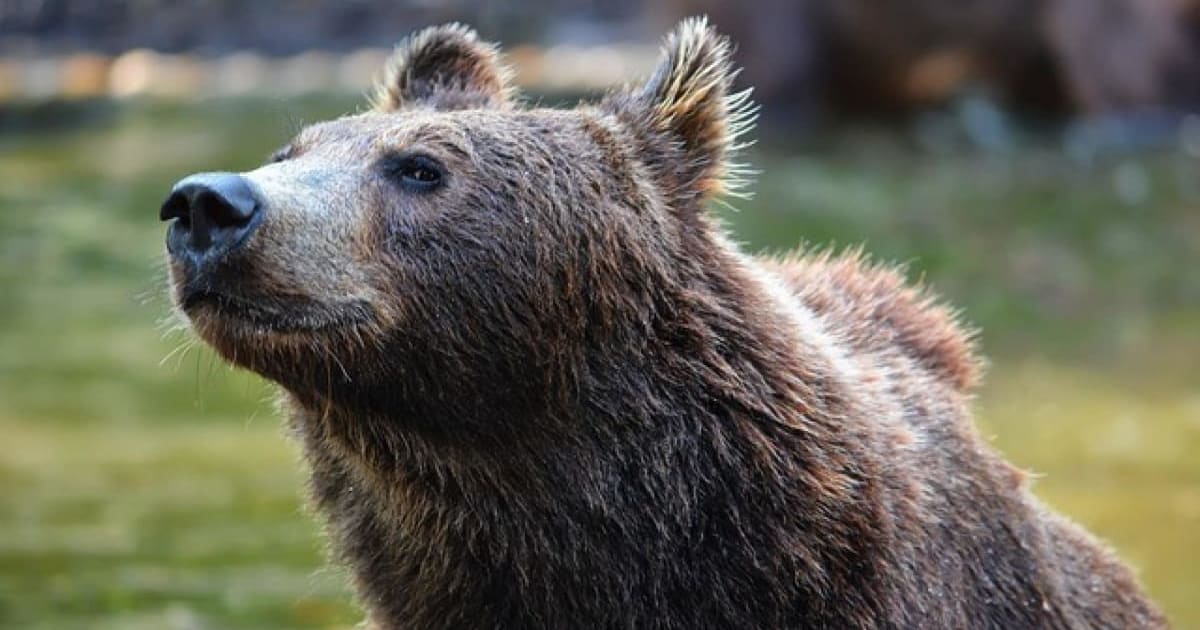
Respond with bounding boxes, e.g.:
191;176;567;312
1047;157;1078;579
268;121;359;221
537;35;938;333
161;19;1167;629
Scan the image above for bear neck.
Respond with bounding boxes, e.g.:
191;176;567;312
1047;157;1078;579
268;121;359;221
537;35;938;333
282;232;886;626
288;228;861;488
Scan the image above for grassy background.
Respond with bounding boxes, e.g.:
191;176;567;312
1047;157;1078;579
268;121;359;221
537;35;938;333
1;96;1197;628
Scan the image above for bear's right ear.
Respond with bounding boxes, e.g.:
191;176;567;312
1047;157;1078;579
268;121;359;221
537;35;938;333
373;24;513;112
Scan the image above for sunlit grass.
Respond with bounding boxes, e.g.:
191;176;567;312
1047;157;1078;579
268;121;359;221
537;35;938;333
0;96;1196;628
0;414;357;629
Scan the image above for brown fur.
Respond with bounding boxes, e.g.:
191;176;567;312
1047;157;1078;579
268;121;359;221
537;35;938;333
162;19;1168;629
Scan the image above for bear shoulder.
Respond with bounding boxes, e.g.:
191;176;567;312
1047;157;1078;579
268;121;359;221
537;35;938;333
760;249;983;393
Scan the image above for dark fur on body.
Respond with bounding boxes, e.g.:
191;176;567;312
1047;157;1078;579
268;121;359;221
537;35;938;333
164;19;1167;629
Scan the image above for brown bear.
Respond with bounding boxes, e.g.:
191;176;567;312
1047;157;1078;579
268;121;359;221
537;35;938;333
158;19;1167;630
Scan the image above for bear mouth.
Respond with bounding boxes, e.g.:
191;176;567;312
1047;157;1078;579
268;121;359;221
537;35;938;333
179;288;374;334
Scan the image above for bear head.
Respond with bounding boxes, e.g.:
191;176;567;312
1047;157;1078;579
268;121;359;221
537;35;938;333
160;19;755;436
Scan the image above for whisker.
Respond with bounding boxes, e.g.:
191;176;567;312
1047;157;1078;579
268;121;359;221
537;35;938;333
159;338;196;369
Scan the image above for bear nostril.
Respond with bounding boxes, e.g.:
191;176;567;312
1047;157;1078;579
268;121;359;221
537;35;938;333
159;191;192;227
193;189;250;229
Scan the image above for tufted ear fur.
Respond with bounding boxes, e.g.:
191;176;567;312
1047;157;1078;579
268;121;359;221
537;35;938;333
373;23;513;112
611;17;756;205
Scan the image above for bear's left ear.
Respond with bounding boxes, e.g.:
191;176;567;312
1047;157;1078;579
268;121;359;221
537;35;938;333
608;17;755;204
373;23;513;112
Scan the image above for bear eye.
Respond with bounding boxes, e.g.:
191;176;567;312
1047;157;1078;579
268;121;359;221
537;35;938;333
382;153;445;193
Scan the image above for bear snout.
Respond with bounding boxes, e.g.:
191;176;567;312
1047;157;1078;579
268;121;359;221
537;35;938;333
160;172;263;267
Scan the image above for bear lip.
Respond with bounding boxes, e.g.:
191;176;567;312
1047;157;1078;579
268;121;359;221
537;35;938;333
179;287;374;334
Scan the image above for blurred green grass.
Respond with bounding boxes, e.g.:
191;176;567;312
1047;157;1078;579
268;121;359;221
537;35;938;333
0;96;1196;628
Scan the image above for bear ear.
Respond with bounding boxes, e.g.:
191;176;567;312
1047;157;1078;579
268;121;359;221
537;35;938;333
612;17;756;204
373;23;513;112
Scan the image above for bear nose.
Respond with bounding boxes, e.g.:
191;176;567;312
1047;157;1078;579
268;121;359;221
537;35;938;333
160;172;261;261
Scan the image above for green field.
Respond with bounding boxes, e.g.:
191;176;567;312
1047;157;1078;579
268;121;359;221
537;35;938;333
1;97;1197;628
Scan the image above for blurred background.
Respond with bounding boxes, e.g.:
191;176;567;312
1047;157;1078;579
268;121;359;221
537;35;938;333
1;1;1197;628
